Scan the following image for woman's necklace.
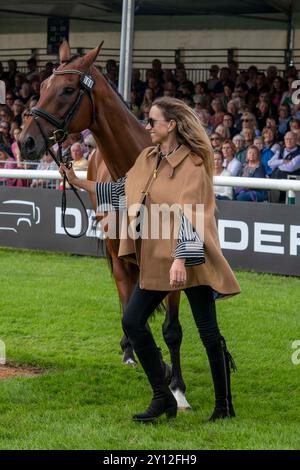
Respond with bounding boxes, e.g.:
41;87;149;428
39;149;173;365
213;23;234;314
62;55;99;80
154;144;180;179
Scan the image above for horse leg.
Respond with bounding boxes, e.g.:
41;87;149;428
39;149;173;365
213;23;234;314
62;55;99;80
163;291;192;410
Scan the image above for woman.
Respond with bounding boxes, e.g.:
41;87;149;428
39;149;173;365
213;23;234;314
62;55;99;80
213;150;233;200
221;140;242;176
60;97;240;423
233;134;247;165
241;112;260;137
235;145;267;202
210;98;225;130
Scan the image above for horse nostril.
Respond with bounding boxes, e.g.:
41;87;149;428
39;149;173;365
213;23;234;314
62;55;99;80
25;137;35;151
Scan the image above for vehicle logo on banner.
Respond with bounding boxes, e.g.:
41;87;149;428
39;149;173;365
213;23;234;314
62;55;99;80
0;200;41;233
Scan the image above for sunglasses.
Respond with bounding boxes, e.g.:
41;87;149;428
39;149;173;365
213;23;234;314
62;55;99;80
241;118;251;122
145;118;169;128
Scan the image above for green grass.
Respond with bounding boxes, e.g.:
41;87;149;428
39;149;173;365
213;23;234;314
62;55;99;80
0;247;299;450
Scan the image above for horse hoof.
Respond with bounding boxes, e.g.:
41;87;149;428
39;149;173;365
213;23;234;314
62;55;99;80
122;351;138;367
171;388;192;410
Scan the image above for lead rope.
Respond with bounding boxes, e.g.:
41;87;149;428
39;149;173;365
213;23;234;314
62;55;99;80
48;142;89;239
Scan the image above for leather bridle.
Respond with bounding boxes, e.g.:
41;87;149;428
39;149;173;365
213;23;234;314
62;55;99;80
29;68;96;238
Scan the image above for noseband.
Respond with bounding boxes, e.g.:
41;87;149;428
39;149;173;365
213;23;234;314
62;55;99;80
29;68;96;238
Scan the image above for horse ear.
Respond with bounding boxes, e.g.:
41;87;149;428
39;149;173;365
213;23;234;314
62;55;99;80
59;40;71;63
83;42;104;68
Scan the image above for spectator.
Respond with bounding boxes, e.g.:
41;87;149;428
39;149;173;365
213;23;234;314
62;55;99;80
0;143;18;186
12;99;25;127
268;131;300;178
262;126;281;154
270;76;286;108
241;111;260;136
210;132;223;150
227;99;240;127
131;69;146;105
222;82;234;109
246;65;258;90
206;64;219;92
213;149;233;200
5;59;19;88
214;67;235;94
5;93;15;110
151;58;164;83
266;66;278;87
19;82;33;105
241;127;255;148
222;139;242;176
164;81;177;98
235;145;267;202
26;57;39;82
278;104;291;137
0;121;13;146
106;59;118;86
233;134;247;165
148;76;164;98
0;105;14;124
256;100;271;131
31;154;58;189
223;112;239;138
215;124;230;140
193;81;210;108
197;109;213;136
130;91;141;119
289;118;300;144
141;88;155;109
210;98;225;129
84;134;97;162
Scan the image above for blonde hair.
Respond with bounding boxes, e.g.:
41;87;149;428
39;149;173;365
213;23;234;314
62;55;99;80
153;97;214;179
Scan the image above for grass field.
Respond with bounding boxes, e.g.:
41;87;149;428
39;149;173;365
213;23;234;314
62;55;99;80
0;247;299;450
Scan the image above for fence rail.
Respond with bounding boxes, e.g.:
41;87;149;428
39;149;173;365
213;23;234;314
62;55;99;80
0;170;299;202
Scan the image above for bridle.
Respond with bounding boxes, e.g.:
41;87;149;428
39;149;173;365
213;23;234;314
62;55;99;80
29;67;96;238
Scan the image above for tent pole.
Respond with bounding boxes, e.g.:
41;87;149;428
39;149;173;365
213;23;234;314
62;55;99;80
118;0;128;97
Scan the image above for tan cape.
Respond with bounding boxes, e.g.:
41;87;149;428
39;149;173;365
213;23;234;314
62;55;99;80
117;144;240;297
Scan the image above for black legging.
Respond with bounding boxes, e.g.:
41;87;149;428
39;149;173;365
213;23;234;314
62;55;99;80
122;283;221;352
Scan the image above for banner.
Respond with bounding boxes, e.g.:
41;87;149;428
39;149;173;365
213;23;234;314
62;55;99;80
0;188;299;276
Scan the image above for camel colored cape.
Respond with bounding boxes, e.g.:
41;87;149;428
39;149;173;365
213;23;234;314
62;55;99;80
118;145;241;297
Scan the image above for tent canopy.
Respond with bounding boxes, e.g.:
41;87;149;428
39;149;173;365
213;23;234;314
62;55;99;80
0;1;300;23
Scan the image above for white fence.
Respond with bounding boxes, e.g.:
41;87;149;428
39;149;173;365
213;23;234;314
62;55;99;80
0;169;300;202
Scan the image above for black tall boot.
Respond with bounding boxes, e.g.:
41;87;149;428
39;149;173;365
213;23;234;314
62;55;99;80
206;336;237;422
132;345;177;423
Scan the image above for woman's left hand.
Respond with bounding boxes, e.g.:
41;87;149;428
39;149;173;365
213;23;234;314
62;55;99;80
170;259;187;288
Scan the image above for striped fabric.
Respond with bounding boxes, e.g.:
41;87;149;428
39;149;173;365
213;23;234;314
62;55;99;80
96;177;205;266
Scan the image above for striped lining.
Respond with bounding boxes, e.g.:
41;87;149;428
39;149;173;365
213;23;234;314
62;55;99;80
96;177;205;266
175;215;205;266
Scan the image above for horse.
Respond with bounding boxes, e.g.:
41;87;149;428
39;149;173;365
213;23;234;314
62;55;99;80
19;41;191;409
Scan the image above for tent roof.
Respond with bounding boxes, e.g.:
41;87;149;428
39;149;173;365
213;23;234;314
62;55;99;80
0;0;299;24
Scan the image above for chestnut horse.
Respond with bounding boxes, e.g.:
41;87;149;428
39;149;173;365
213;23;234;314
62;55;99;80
19;41;191;409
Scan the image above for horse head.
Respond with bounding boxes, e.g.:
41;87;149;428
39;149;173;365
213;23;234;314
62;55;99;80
19;40;103;161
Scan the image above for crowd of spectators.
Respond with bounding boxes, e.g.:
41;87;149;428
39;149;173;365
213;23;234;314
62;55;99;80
1;55;300;202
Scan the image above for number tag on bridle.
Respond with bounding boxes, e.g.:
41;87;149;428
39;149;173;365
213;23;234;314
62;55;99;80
80;74;95;91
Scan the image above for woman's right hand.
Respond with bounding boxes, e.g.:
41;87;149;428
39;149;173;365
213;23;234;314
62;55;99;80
59;164;77;185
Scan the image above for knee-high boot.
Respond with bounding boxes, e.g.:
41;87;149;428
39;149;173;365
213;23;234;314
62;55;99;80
205;336;237;422
132;345;177;423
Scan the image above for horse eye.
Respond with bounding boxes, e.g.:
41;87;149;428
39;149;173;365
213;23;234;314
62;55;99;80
63;87;75;95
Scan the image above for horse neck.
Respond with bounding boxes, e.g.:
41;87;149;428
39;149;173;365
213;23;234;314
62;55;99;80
90;69;151;181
